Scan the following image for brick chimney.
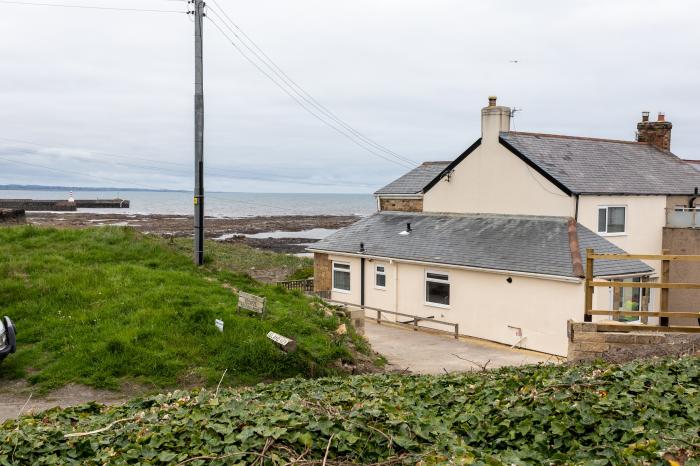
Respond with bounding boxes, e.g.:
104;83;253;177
637;111;672;151
481;96;511;144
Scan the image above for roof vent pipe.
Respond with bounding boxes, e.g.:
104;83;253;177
406;223;412;232
359;242;365;253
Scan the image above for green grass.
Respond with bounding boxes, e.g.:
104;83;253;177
167;237;313;281
2;356;698;464
0;226;355;392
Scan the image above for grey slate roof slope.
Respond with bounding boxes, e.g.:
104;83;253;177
374;162;450;195
309;211;651;278
500;132;700;195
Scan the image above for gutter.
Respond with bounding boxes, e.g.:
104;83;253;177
307;248;583;284
374;194;423;200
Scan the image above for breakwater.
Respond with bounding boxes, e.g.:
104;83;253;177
0;199;129;211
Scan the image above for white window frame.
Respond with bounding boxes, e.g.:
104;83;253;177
332;261;351;294
597;205;627;236
425;270;450;308
374;264;387;290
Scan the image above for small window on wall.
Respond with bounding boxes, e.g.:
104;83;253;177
375;265;386;289
598;206;626;234
425;271;450;307
332;262;350;292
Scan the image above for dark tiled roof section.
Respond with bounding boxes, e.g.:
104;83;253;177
309;211;651;278
374;162;451;195
500;132;700;195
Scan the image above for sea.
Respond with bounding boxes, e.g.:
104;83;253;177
0;190;377;218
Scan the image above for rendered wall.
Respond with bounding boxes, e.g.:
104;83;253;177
328;254;583;356
422;140;576;217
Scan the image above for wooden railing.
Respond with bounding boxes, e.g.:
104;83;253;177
584;249;700;333
276;278;314;292
321;299;460;339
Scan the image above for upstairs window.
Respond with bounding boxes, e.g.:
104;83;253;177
425;271;450;307
598;206;626;234
332;262;351;292
375;265;386;289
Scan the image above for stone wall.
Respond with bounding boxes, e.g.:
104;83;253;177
0;209;26;225
568;321;700;363
662;227;700;326
378;198;423;212
314;253;332;292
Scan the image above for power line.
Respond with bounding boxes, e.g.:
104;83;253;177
207;0;417;167
0;0;186;13
206;15;416;170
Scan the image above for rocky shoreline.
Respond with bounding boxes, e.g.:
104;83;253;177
25;212;359;253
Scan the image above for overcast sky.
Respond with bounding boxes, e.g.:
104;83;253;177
0;0;698;193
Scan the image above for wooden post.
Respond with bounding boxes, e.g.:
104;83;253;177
413;317;418;331
660;249;670;327
584;248;594;322
376;309;381;324
454;323;459;340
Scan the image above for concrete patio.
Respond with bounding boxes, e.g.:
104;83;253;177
364;321;555;374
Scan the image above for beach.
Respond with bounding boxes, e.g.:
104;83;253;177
25;212;359;253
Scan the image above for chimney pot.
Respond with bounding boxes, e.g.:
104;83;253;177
658;112;665;122
488;96;497;107
641;111;650;122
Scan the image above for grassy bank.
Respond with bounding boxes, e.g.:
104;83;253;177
167;237;313;282
0;226;358;392
2;356;698;464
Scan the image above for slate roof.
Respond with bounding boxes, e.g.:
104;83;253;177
374;161;450;195
499;132;700;195
684;159;700;172
309;211;652;279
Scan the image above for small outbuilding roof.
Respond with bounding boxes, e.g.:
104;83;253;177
309;211;652;279
374;161;450;196
499;132;700;195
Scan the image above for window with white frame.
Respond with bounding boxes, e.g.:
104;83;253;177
597;206;626;234
332;262;351;292
375;265;386;289
425;271;450;306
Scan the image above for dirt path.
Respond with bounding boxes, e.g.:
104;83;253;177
0;380;138;422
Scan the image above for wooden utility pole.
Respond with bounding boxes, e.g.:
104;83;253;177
193;0;205;265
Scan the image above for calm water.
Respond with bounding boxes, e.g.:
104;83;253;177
0;190;377;217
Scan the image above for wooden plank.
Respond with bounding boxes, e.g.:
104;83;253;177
238;291;266;314
660;251;670;326
589;253;700;261
589;281;700;290
584;248;594;322
594;324;700;334
588;310;700;318
266;331;297;352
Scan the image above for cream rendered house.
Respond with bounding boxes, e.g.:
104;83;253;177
309;98;700;356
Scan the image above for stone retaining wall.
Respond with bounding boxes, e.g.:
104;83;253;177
568;321;700;363
0;209;26;225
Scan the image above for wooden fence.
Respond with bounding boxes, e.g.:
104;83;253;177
584;248;700;333
276;278;314;292
321;299;460;339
